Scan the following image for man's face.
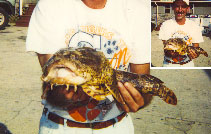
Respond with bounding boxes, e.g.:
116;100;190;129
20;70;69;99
173;1;189;20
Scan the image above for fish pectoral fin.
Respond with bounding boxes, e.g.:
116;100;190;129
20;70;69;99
81;85;108;101
105;84;125;104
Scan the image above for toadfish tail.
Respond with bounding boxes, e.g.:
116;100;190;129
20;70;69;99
191;47;208;57
116;71;177;105
141;85;177;105
199;49;208;57
158;86;177;105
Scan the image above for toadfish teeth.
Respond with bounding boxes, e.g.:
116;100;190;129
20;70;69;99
74;85;77;92
66;84;69;91
51;84;53;90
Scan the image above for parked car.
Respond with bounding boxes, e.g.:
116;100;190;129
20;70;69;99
0;0;15;30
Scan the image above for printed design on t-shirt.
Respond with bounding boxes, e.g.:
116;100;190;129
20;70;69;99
64;25;131;122
171;30;193;46
166;30;193;63
67;99;114;122
65;25;131;71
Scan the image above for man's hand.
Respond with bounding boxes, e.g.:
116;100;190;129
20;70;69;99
63;86;90;102
188;47;198;60
117;82;144;112
188;43;200;60
45;85;90;107
117;63;152;113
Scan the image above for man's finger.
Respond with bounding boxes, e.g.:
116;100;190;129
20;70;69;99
118;82;140;112
190;49;195;56
189;48;198;59
118;102;130;113
124;82;144;107
118;82;134;103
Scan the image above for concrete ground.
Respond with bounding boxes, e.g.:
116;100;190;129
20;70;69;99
0;26;211;134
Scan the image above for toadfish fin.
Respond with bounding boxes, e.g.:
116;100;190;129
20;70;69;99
81;85;111;101
105;84;125;104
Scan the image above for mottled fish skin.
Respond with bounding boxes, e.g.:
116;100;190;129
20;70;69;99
188;46;208;57
116;71;177;105
41;47;177;107
164;38;208;58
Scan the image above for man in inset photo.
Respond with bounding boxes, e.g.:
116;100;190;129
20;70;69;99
159;0;207;67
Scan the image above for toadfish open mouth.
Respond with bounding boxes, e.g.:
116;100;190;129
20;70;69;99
41;64;91;90
164;44;178;50
55;65;77;78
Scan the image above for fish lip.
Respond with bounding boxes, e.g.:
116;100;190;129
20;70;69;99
42;63;91;86
53;64;67;68
164;44;177;50
53;65;74;72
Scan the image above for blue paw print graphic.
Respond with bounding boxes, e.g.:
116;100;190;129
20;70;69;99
104;40;119;55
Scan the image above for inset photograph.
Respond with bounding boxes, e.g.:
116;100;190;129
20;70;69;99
151;0;211;68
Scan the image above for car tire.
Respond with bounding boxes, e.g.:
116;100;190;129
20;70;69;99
0;7;9;30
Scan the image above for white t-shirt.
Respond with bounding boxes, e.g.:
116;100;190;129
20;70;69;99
159;18;204;66
26;0;150;123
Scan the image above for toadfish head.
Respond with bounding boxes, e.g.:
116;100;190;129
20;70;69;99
164;38;187;55
41;47;105;89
